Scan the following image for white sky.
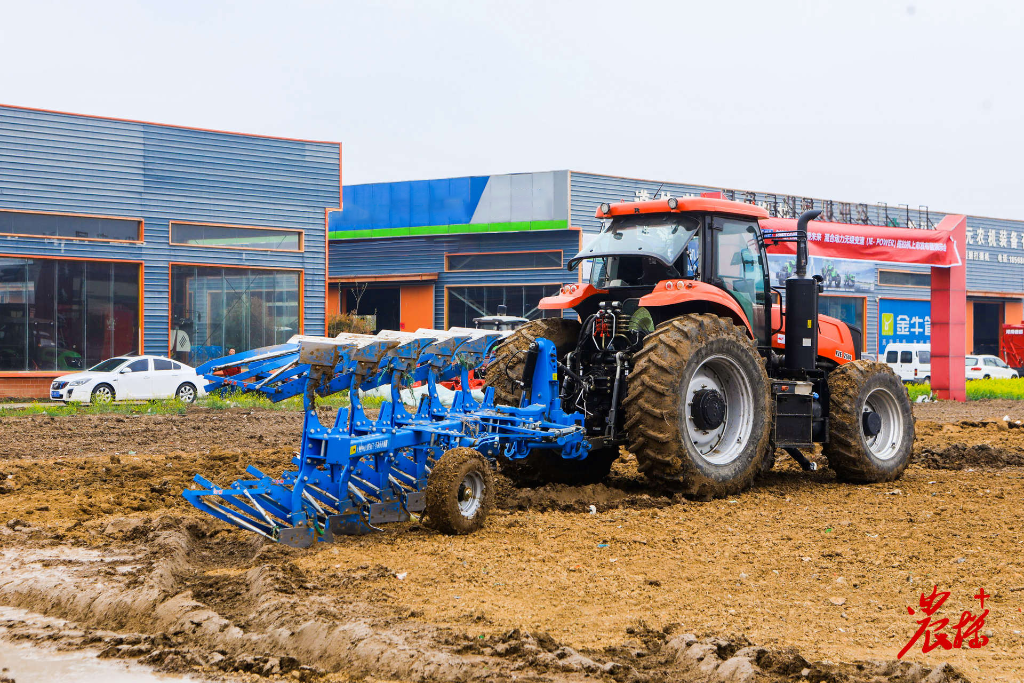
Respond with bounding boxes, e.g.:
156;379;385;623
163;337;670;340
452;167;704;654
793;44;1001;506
1;0;1021;218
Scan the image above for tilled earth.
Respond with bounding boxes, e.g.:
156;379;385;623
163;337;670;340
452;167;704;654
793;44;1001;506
0;402;1022;682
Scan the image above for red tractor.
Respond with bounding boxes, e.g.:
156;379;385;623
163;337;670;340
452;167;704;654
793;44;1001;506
485;197;913;497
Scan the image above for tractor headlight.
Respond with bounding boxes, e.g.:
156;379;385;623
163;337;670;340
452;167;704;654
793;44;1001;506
667;197;678;209
599;203;611;215
68;379;89;387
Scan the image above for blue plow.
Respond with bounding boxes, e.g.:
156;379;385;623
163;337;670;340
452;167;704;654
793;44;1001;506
184;328;591;547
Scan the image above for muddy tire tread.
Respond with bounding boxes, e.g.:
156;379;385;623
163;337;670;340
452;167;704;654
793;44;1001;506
823;360;914;483
623;314;772;498
425;447;494;535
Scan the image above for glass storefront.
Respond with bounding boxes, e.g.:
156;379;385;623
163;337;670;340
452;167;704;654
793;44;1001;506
446;284;560;328
0;257;140;371
170;265;301;366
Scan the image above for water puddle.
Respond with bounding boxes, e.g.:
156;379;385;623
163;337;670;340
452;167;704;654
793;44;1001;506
0;608;211;683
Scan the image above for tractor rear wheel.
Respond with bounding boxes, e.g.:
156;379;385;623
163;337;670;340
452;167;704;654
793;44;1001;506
483;317;581;406
426;447;494;535
823;360;913;483
484;318;619;484
624;314;772;499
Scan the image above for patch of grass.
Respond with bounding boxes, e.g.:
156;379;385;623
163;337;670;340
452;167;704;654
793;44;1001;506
0;389;389;418
906;377;1024;401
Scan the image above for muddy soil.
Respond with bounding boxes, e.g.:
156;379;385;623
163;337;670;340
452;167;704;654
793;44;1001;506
0;401;1021;682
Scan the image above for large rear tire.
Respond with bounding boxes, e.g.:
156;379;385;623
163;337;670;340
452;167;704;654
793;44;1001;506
483;317;581;406
823;360;913;483
624;314;771;499
484;318;619;485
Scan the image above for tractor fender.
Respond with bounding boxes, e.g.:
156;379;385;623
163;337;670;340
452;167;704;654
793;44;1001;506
539;283;609;310
638;280;754;335
769;307;859;365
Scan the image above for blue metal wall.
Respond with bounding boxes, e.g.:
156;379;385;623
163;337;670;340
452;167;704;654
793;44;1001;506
570;171;1024;356
0;105;339;356
329;230;580;329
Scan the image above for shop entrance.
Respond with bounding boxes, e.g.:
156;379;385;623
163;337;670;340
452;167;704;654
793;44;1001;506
973;302;1002;356
345;287;400;332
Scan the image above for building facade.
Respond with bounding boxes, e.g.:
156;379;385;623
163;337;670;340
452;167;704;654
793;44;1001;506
329;171;1024;358
0;104;339;397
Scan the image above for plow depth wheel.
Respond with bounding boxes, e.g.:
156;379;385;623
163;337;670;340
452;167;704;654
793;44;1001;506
823;360;913;483
426;447;495;535
624;314;772;499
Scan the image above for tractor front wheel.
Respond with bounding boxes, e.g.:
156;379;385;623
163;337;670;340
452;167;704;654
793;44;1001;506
823;361;913;483
426;447;495;535
624;314;772;499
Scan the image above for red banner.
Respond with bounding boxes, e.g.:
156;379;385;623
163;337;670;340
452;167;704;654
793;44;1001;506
761;216;963;268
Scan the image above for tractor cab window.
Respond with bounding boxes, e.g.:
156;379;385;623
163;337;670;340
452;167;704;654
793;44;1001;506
573;213;699;287
712;219;766;341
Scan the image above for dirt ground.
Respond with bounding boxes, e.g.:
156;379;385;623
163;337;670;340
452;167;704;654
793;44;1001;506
0;401;1022;682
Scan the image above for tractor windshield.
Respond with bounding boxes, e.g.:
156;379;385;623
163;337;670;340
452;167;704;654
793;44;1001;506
570;213;699;271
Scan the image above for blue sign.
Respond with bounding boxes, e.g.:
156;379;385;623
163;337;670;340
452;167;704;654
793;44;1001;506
878;298;931;351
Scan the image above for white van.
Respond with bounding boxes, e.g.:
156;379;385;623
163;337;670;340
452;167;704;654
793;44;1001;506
882;343;931;383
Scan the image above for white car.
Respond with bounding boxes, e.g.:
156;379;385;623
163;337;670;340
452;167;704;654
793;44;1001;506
882;342;931;383
966;354;1020;380
49;355;208;404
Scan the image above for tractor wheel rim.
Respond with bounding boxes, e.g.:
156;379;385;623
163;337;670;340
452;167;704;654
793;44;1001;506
94;387;113;403
457;470;485;518
863;387;903;461
179;385;195;402
684;354;755;466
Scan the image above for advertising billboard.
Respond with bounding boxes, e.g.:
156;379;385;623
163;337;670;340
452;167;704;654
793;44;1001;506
878;298;931;351
767;254;875;292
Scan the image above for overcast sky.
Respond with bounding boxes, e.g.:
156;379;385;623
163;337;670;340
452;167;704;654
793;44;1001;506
1;0;1021;218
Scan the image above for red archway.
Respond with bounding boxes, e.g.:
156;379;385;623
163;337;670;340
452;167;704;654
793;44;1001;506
762;214;967;401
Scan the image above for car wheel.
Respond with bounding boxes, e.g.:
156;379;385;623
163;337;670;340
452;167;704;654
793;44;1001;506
175;382;197;404
983;374;991;379
91;384;115;404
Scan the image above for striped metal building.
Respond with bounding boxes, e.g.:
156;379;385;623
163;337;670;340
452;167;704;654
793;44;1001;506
0;104;339;397
329;171;1024;358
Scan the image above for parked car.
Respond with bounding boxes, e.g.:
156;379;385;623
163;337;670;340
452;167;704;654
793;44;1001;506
966;354;1020;380
49;355;208;404
882;342;931;383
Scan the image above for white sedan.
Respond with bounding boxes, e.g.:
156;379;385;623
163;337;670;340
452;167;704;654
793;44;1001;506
965;354;1020;380
49;355;208;404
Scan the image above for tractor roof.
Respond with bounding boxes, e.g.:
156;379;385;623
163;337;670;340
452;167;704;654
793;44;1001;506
595;197;769;220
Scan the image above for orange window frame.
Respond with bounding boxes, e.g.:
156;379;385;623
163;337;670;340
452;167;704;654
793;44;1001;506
0;208;144;243
443;281;564;329
167;262;305;355
444;249;563;273
169;221;304;252
0;253;144;376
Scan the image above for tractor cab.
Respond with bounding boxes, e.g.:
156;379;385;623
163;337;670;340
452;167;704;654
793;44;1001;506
549;197;772;345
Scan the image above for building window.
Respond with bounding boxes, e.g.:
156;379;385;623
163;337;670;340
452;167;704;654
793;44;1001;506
819;295;866;349
0;257;140;371
0;210;141;242
170;265;301;366
445;251;562;271
170;223;303;251
445;284;561;328
878;270;930;288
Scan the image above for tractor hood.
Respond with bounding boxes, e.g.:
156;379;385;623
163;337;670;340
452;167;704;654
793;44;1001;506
568;213;699;270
